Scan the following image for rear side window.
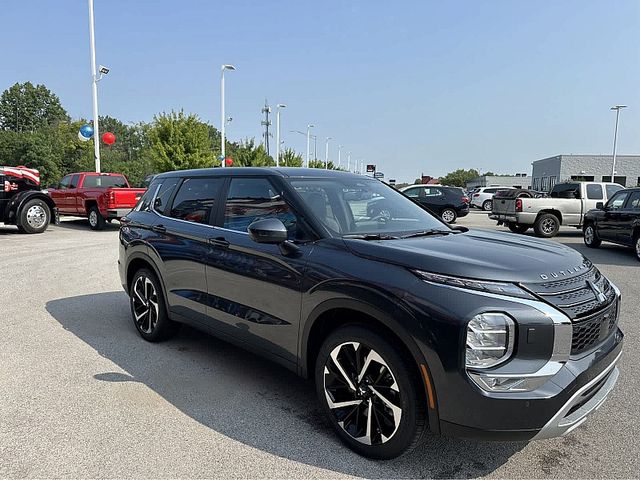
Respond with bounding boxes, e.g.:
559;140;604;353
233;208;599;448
404;187;422;198
485;188;498;193
586;184;603;200
135;181;158;212
169;177;223;224
83;174;128;188
153;178;179;215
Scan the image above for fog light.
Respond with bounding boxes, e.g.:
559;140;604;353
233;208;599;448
466;313;514;369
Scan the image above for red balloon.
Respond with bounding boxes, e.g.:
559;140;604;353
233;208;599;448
225;157;233;167
102;132;116;145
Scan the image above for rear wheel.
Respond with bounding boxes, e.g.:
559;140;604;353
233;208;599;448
441;208;457;224
482;200;492;211
315;325;427;459
507;223;529;234
634;233;640;262
88;205;105;230
583;224;601;248
129;268;180;342
534;213;560;238
17;198;50;234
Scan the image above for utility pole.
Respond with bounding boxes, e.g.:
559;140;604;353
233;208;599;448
261;99;272;156
610;105;627;181
88;0;101;172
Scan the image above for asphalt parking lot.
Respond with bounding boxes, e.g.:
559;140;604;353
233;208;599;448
1;211;638;479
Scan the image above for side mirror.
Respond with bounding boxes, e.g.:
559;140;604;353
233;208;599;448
596;201;604;210
248;218;288;244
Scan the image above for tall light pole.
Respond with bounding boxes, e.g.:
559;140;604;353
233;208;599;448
88;0;101;173
610;105;627;181
360;160;364;175
220;64;236;167
338;145;343;168
347;152;351;172
306;124;314;167
275;104;286;167
325;137;332;169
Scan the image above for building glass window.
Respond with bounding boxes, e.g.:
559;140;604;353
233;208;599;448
541;177;549;192
549;176;557;189
533;178;540;191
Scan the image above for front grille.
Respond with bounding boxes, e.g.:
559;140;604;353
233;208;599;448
523;266;619;355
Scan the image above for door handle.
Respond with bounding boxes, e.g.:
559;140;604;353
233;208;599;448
151;224;166;233
208;236;230;248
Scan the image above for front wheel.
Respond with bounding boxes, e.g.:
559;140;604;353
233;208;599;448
315;325;427;459
441;208;457;224
17;198;50;234
583;224;601;248
634;234;640;262
482;200;492;211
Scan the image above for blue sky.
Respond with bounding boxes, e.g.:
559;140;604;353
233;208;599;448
1;0;639;182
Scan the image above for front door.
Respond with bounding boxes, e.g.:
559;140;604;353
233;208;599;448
204;176;312;365
616;190;640;245
49;174;73;212
598;190;630;242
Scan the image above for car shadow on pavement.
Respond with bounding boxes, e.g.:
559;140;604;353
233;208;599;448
53;218;121;231
46;292;524;478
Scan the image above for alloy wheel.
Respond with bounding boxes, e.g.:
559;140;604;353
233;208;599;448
132;276;159;334
441;209;456;223
483;201;492;211
636;237;640;260
26;205;47;229
585;226;595;244
541;218;556;235
323;342;402;446
89;210;98;227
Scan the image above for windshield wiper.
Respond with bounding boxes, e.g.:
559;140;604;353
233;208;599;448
400;229;453;239
342;233;399;240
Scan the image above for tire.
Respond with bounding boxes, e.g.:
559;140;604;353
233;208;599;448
441;208;457;224
315;325;427;459
508;223;529;234
583;224;601;248
534;213;560;238
482;200;492;211
634;233;640;262
87;205;106;230
17;198;50;234
129;268;180;342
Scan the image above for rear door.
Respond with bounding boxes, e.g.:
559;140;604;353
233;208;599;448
66;174;81;214
598;190;630;242
146;176;225;325
204;176;312;365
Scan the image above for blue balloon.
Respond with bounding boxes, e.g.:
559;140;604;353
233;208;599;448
79;124;94;139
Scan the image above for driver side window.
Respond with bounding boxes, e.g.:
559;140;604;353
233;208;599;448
59;175;72;189
608;192;629;210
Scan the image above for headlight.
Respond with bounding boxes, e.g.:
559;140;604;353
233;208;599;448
413;270;534;300
466;313;515;369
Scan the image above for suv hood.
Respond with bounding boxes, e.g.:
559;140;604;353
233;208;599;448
343;229;590;284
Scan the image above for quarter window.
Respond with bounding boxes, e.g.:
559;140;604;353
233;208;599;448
586;184;603;200
223;178;301;238
169;177;223;224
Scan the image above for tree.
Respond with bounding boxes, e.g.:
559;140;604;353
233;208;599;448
0;82;69;132
144;110;217;172
278;147;303;167
439;168;480;188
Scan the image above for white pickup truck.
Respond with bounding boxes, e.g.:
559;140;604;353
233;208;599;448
490;181;624;238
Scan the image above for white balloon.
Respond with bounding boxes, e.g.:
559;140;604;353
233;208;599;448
78;131;91;142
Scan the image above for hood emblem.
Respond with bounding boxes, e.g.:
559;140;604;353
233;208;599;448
587;280;607;304
539;263;588;280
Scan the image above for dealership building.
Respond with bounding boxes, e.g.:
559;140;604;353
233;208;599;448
531;154;640;191
466;174;532;190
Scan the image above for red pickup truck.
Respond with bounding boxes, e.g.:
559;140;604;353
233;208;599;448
48;172;146;230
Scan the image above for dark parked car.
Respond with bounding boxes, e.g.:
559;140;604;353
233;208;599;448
399;185;469;223
583;187;640;261
119;168;623;459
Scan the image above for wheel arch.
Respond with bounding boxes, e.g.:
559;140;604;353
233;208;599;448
14;191;56;225
125;252;167;300
536;209;562;224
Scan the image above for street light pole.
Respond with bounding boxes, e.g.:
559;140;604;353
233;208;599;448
88;0;101;173
338;145;343;168
347;152;351;172
306;124;314;167
325;137;332;169
610;105;627;181
220;64;236;167
275;104;286;167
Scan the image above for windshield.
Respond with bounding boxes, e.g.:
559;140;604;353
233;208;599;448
289;178;447;236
